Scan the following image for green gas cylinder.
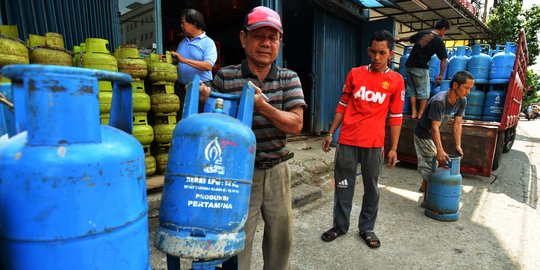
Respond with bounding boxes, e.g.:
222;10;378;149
133;124;154;146
0;35;29;67
155;150;169;174
115;44;147;80
146;53;177;83
151;93;180;114
99;91;112;114
82;38;117;92
145;155;157;176
28;33;72;66
133;92;151;113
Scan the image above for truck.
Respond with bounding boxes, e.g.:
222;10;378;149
387;30;529;177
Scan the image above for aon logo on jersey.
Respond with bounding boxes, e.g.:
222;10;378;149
353;86;387;104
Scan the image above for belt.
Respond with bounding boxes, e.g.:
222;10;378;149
255;153;294;170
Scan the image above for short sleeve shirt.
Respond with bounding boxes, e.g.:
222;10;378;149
414;91;467;139
177;32;217;84
405;31;448;69
335;66;405;148
212;60;307;161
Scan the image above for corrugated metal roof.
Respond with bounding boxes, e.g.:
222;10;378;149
0;0;121;50
371;0;492;41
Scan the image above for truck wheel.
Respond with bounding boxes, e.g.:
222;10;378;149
492;131;504;171
503;127;516;153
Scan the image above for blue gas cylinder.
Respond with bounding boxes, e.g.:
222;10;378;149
403;90;411;115
489;42;516;84
425;155;463;221
0;65;150;269
464;85;484;120
398;46;412;79
467;44;492;84
428;54;440;82
0;79;25;139
155;76;256;260
430;82;440;98
447;46;469;80
442;48;454;80
482;84;507;121
0;82;12;137
439;80;451;92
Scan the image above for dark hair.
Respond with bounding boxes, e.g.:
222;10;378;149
450;71;474;87
181;9;205;30
434;19;451;30
371;30;394;50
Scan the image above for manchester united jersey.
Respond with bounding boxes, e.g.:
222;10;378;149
336;65;405;148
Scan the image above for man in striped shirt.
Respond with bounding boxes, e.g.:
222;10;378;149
199;6;306;270
320;30;404;249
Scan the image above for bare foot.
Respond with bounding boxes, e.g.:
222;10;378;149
411;111;417;119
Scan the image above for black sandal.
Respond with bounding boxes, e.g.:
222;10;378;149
321;227;345;242
359;231;381;249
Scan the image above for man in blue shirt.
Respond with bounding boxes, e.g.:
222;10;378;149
414;71;474;207
171;9;217;100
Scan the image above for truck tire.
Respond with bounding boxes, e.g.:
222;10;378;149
492;131;505;171
503;127;516;153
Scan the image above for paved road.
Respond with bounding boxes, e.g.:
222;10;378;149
149;117;540;269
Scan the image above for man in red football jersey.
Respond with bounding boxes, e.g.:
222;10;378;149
320;30;404;249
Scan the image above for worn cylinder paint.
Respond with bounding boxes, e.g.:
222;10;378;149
151;92;180;113
0;35;29;68
155;151;169;174
154;122;176;144
146;53;177;83
0;65;150;269
30;47;73;66
116;44;148;79
146;155;157;176
44;32;64;49
155;76;256;260
425;155;462;221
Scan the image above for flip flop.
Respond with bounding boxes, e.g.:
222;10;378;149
359;231;381;249
321;227;345;242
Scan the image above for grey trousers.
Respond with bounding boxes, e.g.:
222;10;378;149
237;161;292;270
413;134;437;181
332;144;383;233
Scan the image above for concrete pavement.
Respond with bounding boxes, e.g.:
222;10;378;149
148;118;540;270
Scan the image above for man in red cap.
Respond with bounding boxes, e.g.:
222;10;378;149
200;6;306;270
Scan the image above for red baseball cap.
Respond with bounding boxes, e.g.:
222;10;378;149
245;6;283;34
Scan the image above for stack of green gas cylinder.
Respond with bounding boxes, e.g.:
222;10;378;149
114;44;156;176
1;25;180;178
145;52;179;175
74;38;118;125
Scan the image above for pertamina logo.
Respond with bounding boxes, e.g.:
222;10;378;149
203;137;225;175
353;86;387;104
